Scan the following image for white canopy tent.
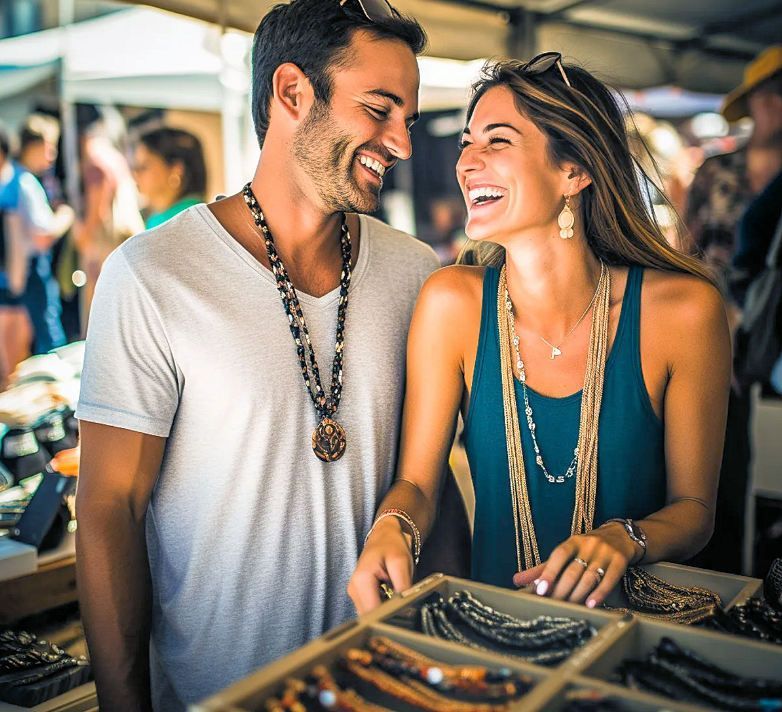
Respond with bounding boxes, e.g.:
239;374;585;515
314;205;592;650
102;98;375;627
0;8;242;110
0;7;486;111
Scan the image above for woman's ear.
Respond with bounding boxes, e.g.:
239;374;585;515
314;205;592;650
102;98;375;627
563;163;593;195
271;62;315;123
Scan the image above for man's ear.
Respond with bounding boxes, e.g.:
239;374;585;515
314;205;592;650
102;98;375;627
271;62;315;122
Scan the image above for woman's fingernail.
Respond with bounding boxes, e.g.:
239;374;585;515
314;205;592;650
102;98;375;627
536;580;549;596
533;578;540;586
586;598;597;608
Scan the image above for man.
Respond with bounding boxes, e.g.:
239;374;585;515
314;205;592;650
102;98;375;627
75;1;434;709
686;45;782;574
0;115;73;363
726;49;782;305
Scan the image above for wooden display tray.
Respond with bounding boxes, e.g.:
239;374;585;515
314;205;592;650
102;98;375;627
0;683;96;712
192;563;774;711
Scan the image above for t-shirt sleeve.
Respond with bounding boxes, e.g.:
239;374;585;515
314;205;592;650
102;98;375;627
17;172;55;234
76;248;180;437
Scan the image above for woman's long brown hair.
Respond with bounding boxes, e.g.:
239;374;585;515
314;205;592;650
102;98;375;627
458;59;715;286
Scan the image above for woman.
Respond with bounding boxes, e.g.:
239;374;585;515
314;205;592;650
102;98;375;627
132;127;206;229
74;108;144;323
349;55;730;613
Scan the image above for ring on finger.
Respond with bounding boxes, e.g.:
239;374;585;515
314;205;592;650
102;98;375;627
589;566;606;584
573;556;589;569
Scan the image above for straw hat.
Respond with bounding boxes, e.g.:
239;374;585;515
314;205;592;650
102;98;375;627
721;45;782;121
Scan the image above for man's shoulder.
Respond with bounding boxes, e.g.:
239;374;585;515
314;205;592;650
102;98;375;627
360;214;439;271
115;204;209;267
16;167;46;197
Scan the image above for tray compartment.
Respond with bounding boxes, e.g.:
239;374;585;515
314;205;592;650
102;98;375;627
192;620;554;711
381;575;629;672
578;616;782;710
603;562;762;611
540;677;713;712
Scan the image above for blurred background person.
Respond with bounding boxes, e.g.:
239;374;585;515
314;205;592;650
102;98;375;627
418;194;465;265
0;121;31;385
686;45;782;574
4;114;74;358
727;49;782;309
731;133;782;306
73;106;143;323
132;127;207;229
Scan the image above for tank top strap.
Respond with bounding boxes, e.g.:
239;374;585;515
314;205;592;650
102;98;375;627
465;266;502;436
608;264;643;367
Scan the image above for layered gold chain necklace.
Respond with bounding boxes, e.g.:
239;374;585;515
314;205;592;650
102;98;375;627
497;262;611;571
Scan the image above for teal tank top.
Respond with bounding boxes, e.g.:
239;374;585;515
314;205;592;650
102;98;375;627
464;265;665;588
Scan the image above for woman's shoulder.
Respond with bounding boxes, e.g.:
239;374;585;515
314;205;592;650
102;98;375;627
420;264;487;308
640;267;727;341
641;267;723;312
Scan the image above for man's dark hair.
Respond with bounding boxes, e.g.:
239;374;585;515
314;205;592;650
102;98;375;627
19;114;59;151
251;0;426;148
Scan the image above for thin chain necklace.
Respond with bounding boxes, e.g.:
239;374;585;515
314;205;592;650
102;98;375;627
537;276;602;359
498;262;611;570
243;182;351;463
507;262;605;484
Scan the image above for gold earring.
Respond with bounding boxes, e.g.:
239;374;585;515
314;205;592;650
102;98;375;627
558;194;574;239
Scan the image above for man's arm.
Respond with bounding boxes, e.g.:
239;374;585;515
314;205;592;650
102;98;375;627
76;421;165;712
18;172;74;252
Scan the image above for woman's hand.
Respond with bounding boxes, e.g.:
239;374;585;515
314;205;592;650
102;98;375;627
512;523;639;608
347;518;415;615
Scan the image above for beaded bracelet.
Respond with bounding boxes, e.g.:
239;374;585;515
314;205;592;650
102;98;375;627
364;508;421;565
364;636;527;699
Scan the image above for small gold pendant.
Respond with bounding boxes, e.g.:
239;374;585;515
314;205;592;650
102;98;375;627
312;417;347;462
550;346;562;359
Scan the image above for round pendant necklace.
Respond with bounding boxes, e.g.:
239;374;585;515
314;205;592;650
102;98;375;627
243;183;351;463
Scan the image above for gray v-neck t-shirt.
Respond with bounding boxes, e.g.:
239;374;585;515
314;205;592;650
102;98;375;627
76;204;439;710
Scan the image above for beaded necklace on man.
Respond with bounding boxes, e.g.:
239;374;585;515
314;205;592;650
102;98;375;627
243;182;351;463
498;262;611;571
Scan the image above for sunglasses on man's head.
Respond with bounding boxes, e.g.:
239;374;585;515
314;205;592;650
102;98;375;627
521;52;572;88
339;0;396;22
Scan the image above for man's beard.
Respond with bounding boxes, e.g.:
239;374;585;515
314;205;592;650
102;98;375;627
293;100;382;214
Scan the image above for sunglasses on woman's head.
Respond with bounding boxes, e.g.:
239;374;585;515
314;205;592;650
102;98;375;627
522;52;572;88
339;0;396;22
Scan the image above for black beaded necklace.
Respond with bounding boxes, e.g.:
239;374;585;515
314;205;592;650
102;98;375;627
242;182;351;462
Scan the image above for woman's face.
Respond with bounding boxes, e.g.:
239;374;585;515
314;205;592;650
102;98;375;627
456;85;569;243
132;144;181;210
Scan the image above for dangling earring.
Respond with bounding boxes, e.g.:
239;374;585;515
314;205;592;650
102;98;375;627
558;195;575;239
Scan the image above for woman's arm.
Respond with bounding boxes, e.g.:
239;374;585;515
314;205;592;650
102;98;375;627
515;273;731;607
347;266;479;613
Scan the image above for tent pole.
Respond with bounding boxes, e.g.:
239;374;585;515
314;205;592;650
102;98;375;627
58;0;81;216
507;8;538;61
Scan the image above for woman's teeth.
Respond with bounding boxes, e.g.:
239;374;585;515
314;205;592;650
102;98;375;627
468;186;506;205
358;155;386;177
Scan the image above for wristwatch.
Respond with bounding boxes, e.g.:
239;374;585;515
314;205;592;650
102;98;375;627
604;518;647;562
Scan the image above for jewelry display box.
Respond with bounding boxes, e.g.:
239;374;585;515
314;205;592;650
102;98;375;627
192;563;775;712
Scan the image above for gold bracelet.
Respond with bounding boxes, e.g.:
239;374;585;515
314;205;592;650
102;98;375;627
364;508;421;565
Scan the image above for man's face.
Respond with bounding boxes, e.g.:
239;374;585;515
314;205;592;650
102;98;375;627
22;138;57;175
292;29;419;214
748;86;782;144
